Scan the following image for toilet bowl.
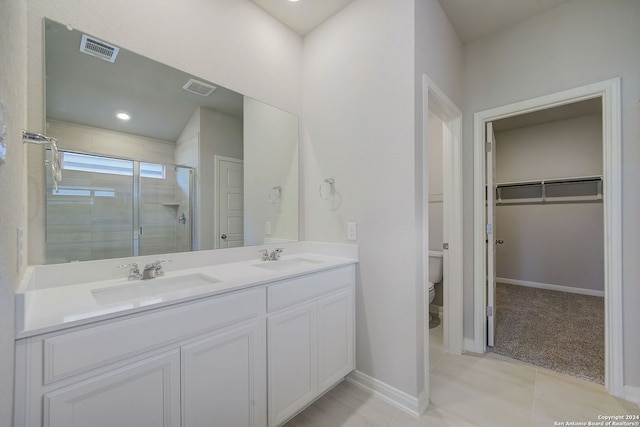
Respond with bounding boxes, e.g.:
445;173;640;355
428;250;443;322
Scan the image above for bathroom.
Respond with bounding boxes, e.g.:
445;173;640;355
1;1;639;426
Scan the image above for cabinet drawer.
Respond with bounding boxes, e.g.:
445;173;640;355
267;266;354;312
43;288;262;384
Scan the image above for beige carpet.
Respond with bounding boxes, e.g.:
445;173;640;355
491;282;604;384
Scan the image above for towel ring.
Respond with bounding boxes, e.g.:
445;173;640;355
268;186;282;204
319;178;335;200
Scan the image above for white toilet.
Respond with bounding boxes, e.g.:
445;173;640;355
428;250;444;322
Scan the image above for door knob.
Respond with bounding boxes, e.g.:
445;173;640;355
496;239;504;244
221;234;227;240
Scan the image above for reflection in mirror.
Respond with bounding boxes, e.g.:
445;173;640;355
44;19;298;264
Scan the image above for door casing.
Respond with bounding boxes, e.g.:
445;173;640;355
472;78;622;397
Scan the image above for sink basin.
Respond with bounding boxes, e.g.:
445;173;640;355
92;274;221;305
253;257;324;272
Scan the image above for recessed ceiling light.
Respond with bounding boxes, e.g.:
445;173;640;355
288;0;300;2
116;112;131;121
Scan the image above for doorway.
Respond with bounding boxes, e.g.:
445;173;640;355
423;75;463;366
472;78;623;396
486;100;605;383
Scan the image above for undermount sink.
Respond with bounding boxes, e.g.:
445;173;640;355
253;257;324;272
92;273;222;305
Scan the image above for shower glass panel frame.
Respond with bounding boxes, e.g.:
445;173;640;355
45;149;194;264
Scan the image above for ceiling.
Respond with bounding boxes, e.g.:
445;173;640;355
45;2;581;142
251;0;572;42
46;20;243;142
437;0;573;43
249;0;355;35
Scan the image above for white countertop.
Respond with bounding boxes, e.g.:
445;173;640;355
16;251;357;339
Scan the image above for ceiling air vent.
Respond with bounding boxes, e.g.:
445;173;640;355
79;34;120;63
182;79;217;97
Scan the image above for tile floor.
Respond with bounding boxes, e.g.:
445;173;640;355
285;322;639;427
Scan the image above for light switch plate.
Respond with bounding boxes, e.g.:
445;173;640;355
347;222;357;241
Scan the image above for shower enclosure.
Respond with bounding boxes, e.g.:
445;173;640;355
45;150;194;264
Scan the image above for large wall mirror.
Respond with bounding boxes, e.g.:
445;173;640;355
43;18;299;264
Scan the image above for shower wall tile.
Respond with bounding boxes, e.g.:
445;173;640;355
46;224;92;243
47;204;93;225
47;120;175;164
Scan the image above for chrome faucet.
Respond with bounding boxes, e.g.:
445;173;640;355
142;259;169;280
259;248;283;261
118;262;142;281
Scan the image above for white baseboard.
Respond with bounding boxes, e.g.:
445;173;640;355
496;277;604;297
624;385;640;404
346;370;420;417
464;337;481;353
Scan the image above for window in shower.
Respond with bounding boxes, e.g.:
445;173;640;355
45;150;193;264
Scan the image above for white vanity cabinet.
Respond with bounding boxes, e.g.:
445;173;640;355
14;287;267;427
266;265;355;427
14;260;357;427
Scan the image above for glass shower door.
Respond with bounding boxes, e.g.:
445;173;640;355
138;164;193;257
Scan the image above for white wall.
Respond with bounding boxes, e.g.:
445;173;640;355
303;0;462;399
303;0;418;397
26;0;303;263
0;0;27;424
244;97;298;246
495;115;602;183
462;0;640;387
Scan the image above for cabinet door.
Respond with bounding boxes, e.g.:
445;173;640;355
45;351;180;427
317;289;355;393
267;302;317;427
181;321;266;427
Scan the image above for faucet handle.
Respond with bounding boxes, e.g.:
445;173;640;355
271;248;284;260
117;262;142;280
151;259;171;276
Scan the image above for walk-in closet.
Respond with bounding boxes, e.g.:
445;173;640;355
489;98;605;383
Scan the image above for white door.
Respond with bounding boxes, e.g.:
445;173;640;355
486;122;497;347
267;302;317;427
181;322;266;427
317;290;354;393
218;158;244;248
45;351;180;427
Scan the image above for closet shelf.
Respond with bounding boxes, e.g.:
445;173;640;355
495;175;602;205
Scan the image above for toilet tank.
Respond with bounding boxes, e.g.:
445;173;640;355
428;250;443;284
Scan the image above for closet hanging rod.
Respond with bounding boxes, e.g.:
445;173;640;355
496;175;602;188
